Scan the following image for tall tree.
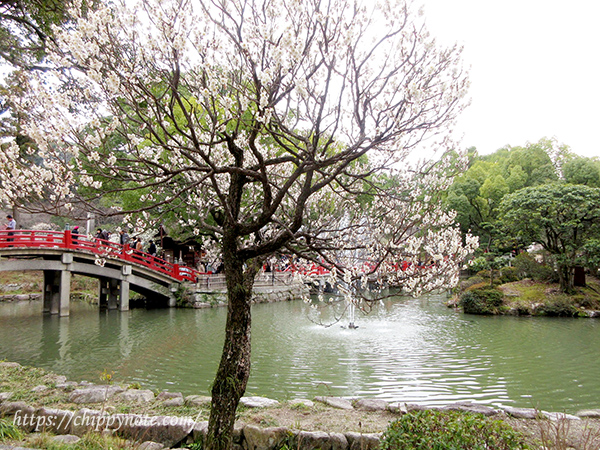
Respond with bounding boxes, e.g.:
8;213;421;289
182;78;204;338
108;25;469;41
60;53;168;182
499;183;600;293
0;1;477;448
562;157;600;187
445;138;568;251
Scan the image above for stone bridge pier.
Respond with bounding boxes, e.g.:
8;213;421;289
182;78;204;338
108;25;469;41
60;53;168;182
98;265;131;312
41;253;132;317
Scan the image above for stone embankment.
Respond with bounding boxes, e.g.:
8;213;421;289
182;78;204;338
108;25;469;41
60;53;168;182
3;362;600;450
0;282;41;302
0;293;40;302
0;278;310;308
189;282;310;308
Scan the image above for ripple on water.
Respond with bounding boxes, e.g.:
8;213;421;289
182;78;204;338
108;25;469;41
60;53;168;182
1;296;600;411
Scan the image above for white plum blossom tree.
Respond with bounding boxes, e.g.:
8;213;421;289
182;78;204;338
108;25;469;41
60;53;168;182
0;0;478;448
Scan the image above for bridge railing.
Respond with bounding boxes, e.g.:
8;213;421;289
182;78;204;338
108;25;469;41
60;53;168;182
0;229;335;285
0;229;199;282
195;271;300;291
254;271;298;286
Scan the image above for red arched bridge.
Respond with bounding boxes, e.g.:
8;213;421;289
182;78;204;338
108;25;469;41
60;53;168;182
0;229;201;316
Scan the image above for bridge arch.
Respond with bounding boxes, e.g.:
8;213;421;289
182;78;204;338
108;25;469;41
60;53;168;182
0;230;197;316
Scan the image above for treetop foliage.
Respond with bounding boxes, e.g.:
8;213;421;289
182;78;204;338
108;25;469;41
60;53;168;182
445;137;599;249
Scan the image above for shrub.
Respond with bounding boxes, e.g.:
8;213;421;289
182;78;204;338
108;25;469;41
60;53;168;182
513;253;558;283
459;287;504;314
457;276;485;293
514;252;537;278
538;296;579;317
380;409;529;450
531;265;559;283
500;266;520;283
468;256;490;273
476;269;491;280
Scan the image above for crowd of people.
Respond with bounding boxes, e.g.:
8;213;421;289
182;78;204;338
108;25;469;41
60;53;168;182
92;227;157;257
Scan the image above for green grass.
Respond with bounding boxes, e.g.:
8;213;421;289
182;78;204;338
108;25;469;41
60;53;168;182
497;277;600;316
24;431;134;450
0;417;24;442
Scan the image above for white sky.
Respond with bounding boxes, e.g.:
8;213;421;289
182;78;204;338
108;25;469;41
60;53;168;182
420;0;600;158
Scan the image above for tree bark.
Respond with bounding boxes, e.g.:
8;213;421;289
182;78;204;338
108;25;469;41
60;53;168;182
558;264;575;294
206;235;259;450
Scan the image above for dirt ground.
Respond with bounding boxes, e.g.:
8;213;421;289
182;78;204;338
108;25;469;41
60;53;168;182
238;403;600;450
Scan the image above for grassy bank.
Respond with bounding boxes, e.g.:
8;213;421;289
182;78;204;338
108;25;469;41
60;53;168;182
453;276;600;317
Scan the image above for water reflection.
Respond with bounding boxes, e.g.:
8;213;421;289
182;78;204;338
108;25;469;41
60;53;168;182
0;295;598;412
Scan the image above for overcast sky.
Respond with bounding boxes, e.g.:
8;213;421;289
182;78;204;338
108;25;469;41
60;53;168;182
419;0;600;158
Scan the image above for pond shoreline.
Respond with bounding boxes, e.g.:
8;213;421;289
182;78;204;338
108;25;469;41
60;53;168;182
2;361;600;449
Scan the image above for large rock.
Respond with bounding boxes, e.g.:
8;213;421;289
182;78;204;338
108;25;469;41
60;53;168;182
243;425;291;450
345;432;380;450
31;385;48;393
442;402;498;417
354;399;388;412
34;407;75;434
576;409;600;419
542;411;580;421
51;435;80;445
193;421;243;446
70;408;112;436
56;381;79;389
0;392;14;402
137;442;166;450
240;396;280;408
117;389;155;403
0;402;36;432
111;414;195;447
314;397;353;410
328;432;349;450
191;420;209;443
69;385;125;404
295;430;331;450
185;395;212;407
163;397;184;407
0;446;40;450
0;401;35;417
156;391;183;401
502;406;540;419
0;362;21;370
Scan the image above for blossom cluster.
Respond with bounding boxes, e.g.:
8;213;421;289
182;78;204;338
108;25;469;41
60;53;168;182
1;0;476;305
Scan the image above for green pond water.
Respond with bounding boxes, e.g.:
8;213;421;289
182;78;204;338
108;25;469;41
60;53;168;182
0;294;598;413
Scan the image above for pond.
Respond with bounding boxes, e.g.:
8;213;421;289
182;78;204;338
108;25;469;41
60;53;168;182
0;294;598;413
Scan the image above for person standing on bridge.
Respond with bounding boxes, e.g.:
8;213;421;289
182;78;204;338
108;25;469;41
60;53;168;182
95;228;105;241
147;240;157;257
119;229;130;246
134;237;143;253
5;215;16;245
71;226;79;245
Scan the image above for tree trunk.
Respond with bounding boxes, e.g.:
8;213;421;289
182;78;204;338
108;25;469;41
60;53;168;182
574;266;586;287
558;264;575;294
206;241;259;450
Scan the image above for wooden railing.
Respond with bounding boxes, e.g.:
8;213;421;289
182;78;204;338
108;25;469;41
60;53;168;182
0;229;199;282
